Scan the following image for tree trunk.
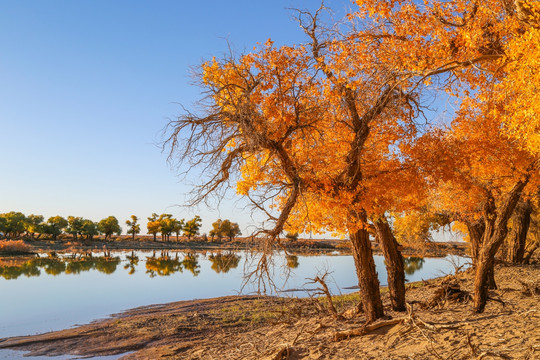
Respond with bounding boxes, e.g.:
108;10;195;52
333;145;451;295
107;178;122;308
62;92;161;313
373;217;406;312
466;219;485;268
505;200;532;264
523;243;539;264
132;232;135;241
473;179;528;313
153;233;156;241
473;249;495;313
349;225;385;322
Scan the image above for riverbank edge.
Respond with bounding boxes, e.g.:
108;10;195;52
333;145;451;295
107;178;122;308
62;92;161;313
1;262;538;359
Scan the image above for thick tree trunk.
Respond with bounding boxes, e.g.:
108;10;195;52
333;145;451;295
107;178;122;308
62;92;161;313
523;244;539;264
466;220;496;289
505;200;532;264
349;225;385;323
486;261;497;290
473;249;495;313
473;179;528;313
373;217;406;311
466;219;485;268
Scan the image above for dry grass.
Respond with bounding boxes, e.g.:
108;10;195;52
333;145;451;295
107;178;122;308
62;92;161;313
0;240;33;254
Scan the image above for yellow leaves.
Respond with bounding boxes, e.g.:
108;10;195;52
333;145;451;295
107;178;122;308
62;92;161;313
194;0;540;239
451;221;470;242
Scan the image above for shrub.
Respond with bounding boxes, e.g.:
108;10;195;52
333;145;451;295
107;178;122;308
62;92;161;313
0;240;33;254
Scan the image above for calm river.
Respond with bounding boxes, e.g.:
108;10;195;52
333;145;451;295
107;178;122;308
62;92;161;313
0;250;468;340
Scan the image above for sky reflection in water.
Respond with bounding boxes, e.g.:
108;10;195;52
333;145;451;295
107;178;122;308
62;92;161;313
0;250;467;339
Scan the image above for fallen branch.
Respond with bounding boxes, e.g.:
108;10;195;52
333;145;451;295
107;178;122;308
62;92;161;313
306;273;343;320
333;318;404;341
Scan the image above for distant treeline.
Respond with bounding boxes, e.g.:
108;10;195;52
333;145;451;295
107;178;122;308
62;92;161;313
0;211;241;242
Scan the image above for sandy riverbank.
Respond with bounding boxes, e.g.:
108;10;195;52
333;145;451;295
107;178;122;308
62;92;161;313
0;262;538;359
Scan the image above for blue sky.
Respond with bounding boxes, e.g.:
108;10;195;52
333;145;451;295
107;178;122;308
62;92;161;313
0;0;354;235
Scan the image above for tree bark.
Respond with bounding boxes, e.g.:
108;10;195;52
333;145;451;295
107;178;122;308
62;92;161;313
523;243;539;264
466;219;496;289
466;219;485;268
505;200;532;264
473;179;528;313
349;222;385;323
373;216;406;311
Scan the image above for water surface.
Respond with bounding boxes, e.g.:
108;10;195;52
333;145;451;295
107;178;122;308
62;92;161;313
0;250;467;339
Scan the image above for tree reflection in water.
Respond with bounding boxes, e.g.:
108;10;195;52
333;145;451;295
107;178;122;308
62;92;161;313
182;253;200;276
286;255;299;269
208;252;240;273
0;252;433;281
124;251;139;275
0;254;121;279
403;256;425;275
145;252;182;277
94;256;121;274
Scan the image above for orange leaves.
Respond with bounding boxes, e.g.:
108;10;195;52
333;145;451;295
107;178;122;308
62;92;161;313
186;0;540;240
494;25;540;156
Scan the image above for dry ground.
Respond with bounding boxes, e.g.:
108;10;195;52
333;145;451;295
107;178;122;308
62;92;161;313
0;263;538;359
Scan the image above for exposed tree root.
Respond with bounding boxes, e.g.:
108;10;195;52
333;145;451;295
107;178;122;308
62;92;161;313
424;278;471;308
518;280;540;296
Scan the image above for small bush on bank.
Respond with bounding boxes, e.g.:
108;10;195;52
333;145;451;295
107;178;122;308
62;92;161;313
0;240;33;254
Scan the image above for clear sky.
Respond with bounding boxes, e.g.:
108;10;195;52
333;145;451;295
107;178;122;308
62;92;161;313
0;0;354;235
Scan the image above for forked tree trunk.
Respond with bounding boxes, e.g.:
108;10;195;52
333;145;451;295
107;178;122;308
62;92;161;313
505;200;532;264
466;219;496;289
349;226;385;322
373;217;406;311
473;180;528;313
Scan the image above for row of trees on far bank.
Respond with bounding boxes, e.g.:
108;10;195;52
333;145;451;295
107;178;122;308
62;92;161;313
0;212;241;242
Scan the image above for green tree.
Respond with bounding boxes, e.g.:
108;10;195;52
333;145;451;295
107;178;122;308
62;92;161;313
43;216;68;240
172;218;185;241
0;212;27;239
66;216;84;240
24;214;44;239
183;216;202;240
81;219;99;240
0;216;6;238
125;215;141;241
147;213;160;241
98;216;122;240
210;219;241;241
158;214;175;242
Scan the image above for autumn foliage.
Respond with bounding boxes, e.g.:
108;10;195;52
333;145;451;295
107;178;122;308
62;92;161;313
166;0;540;319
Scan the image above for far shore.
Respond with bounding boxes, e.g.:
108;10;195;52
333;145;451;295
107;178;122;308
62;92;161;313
1;236;470;258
